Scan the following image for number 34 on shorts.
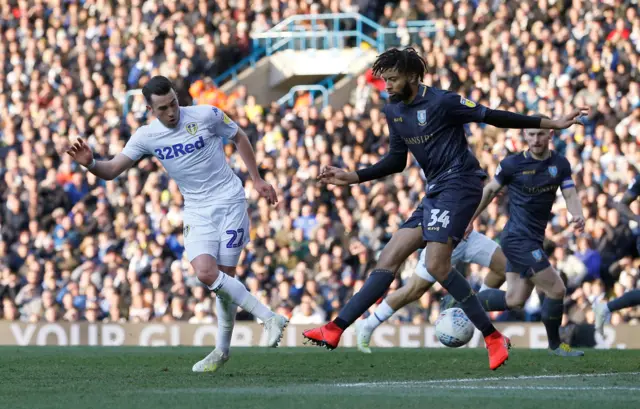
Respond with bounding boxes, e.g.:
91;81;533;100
400;174;483;244
427;209;450;229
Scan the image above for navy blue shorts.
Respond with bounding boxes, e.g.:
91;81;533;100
501;234;550;278
400;174;483;245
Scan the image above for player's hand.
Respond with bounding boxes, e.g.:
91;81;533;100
551;108;590;129
571;216;585;234
66;138;94;167
318;166;358;186
463;222;474;240
254;178;278;205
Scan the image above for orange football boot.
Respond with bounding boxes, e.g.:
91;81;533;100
485;331;511;370
302;322;343;350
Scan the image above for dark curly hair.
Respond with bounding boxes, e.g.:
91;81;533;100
371;47;427;81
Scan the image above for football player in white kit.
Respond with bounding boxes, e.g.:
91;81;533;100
355;230;506;353
66;76;288;372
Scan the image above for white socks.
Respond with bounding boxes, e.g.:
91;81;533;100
365;286;492;331
208;272;274;323
364;300;396;330
215;295;237;356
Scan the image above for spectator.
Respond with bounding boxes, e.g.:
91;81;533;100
574;236;602;282
189;303;216;324
289;296;325;325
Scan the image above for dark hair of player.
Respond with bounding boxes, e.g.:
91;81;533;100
142;76;174;105
372;47;427;81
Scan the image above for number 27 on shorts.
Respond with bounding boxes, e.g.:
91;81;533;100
226;228;245;249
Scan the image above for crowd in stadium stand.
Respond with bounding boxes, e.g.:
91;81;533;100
1;0;640;337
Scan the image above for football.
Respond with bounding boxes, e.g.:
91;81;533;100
435;308;475;348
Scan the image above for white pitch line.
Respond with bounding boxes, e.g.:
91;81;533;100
335;371;640;388
143;371;640;396
419;385;640;392
146;384;640;395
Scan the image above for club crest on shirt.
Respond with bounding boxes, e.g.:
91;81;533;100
460;97;476;108
184;225;191;238
531;249;543;262
548;166;558;177
185;122;198;135
417;110;427;126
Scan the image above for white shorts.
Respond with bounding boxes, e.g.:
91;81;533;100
183;200;250;266
415;231;500;283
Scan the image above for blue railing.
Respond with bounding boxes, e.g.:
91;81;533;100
277;85;330;110
389;20;444;28
276;73;342;110
213;13;451;87
318;75;338;92
252;13;381;55
126;14;453;113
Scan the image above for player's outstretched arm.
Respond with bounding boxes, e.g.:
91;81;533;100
560;186;585;233
471;179;503;223
331;119;407;185
463;179;503;239
233;128;277;205
483;108;589;130
66;138;135;180
318;151;407;186
353;149;407;184
558;159;585;233
317;166;359;186
233;128;261;181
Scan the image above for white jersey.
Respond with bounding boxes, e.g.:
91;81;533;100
121;105;244;208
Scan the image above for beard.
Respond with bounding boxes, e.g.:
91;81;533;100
530;145;550;157
389;81;414;103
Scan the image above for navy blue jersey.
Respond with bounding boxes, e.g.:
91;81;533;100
495;151;574;242
384;85;487;183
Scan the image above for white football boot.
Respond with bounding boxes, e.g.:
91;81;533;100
593;301;610;337
263;314;289;347
192;348;229;373
355;320;373;354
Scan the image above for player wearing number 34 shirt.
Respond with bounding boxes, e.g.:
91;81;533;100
303;48;588;372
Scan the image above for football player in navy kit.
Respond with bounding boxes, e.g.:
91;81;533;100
445;115;586;357
303;48;587;370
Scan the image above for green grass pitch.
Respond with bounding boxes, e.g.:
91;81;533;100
2;346;640;409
